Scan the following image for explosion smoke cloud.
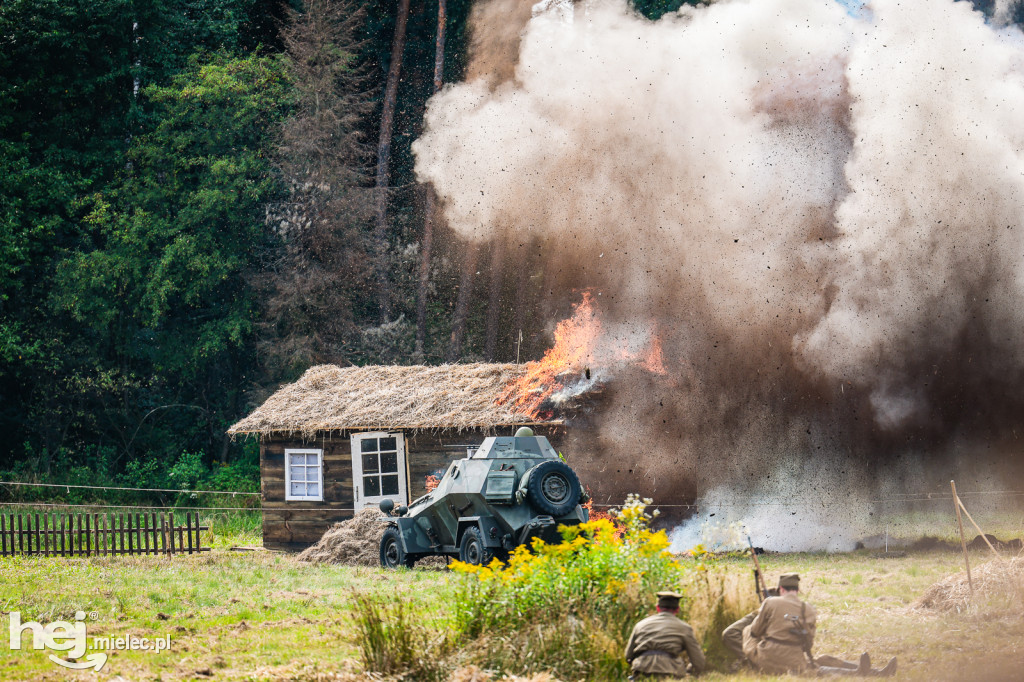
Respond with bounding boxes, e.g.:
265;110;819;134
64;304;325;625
414;0;1024;550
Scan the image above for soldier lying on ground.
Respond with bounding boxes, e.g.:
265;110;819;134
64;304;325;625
625;590;706;679
722;573;897;677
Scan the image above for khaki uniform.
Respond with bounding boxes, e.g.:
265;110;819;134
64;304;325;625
625;611;706;678
722;610;756;660
741;593;817;674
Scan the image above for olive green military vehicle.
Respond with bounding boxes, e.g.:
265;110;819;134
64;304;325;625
378;427;588;567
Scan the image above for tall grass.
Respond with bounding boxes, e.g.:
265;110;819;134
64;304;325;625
681;570;760;671
351;591;450;681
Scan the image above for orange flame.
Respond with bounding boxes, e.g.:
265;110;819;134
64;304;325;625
642;334;667;375
425;475;440;492
496;291;601;419
497;291;666;420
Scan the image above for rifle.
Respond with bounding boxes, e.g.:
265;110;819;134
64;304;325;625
747;535;770;602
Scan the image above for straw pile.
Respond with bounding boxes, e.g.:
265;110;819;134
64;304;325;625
229;363;549;437
915;556;1024;613
297;508;388;566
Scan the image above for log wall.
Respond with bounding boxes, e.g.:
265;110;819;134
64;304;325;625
260;425;566;551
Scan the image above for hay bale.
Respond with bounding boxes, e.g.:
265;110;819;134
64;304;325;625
297;508;388;566
915;556;1024;612
297;508;450;568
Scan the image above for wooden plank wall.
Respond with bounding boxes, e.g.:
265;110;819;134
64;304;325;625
260;425;567;551
261;435;354;550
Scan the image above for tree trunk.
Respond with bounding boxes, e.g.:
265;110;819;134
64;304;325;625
447;242;481;361
373;0;413;323
484;237;506;360
512;244;535;361
415;0;447;356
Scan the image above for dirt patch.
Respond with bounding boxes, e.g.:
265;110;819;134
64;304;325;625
909;535;958;551
451;666;559;682
968;533;1024;552
915;556;1024;612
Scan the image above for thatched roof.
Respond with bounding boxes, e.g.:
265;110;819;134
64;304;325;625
228;363;551;437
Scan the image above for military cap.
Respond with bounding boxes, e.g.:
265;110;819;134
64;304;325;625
778;573;800;589
656;590;683;609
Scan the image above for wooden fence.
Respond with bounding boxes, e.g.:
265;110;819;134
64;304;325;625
0;512;208;557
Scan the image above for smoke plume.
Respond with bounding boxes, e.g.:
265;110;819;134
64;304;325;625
414;0;1024;550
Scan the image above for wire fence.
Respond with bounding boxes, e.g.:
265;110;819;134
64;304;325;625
1;479;1023;511
0;480;260;496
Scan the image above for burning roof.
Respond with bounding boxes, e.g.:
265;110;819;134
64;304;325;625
229;293;659;437
497;291;665;420
227;363;559;437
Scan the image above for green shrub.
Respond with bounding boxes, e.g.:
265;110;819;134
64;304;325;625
449;496;685;680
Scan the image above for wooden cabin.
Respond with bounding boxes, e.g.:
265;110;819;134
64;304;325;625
228;363;564;551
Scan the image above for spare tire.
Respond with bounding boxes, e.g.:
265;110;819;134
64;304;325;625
524;460;581;517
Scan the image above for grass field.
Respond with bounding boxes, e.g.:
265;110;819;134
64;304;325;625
1;543;1020;681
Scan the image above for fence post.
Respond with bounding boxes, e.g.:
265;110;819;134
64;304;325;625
951;480;973;594
151;512;158;555
142;513;149;555
186;513;193;554
160;513;167;557
168;512;175;556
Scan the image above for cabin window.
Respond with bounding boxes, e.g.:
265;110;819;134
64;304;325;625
285;448;324;501
350;432;408;509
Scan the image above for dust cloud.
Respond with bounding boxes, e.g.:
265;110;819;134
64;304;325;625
413;0;1024;550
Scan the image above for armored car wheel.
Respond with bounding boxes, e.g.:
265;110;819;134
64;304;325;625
380;526;415;568
458;526;496;566
525;460;581;517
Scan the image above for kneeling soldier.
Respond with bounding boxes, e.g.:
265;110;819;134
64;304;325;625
625;590;706;679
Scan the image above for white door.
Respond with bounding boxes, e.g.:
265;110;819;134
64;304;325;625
351;432;407;510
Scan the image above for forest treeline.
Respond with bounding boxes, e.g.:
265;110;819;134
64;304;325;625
0;0;1016;495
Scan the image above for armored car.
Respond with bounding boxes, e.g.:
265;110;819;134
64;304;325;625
378;427;588;567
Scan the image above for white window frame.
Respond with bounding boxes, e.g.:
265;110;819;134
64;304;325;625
350;432;407;509
284;448;324;502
